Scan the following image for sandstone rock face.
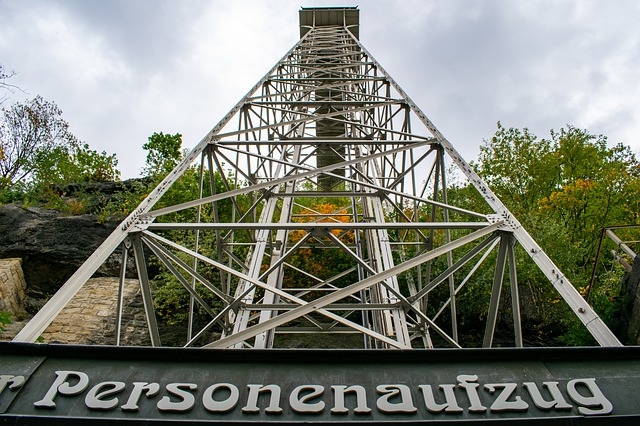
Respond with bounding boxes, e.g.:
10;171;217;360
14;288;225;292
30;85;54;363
0;205;120;298
41;277;150;346
0;258;27;318
53;178;152;214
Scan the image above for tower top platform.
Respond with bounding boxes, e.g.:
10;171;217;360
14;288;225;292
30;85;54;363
299;6;359;39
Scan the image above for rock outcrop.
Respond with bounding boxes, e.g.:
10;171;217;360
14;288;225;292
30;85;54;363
0;204;120;300
52;178;152;213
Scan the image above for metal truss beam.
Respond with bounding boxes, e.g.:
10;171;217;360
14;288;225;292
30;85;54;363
14;7;621;349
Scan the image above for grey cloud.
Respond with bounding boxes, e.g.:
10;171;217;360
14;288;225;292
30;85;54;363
44;0;206;75
1;0;638;178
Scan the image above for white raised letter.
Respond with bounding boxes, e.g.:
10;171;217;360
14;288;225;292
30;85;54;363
484;383;528;412
566;378;613;416
457;375;487;413
290;385;325;413
243;384;283;414
376;384;417;413
34;370;89;408
121;382;160;411
85;381;126;410
331;385;371;414
203;383;240;413
419;384;463;413
157;383;197;412
0;375;25;395
523;382;572;411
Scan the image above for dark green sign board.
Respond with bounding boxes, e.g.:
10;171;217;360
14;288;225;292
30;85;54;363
1;343;639;424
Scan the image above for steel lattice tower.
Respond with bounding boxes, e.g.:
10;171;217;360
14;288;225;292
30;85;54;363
14;7;622;349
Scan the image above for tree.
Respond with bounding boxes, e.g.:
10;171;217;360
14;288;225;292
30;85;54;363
464;123;640;343
475;123;639;246
142;132;182;177
0;96;120;204
32;142;120;186
0;65;19;105
0;96;77;192
538;127;638;247
474;122;555;216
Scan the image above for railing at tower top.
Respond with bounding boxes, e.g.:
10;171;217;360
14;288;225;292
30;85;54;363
299;7;360;39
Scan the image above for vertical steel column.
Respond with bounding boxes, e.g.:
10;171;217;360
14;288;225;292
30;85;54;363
483;233;509;348
507;235;523;347
253;145;302;348
115;244;128;346
131;234;161;346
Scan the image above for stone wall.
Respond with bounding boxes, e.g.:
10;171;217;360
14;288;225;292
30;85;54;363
0;258;27;318
41;277;151;346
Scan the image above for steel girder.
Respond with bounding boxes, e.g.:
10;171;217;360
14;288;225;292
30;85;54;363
13;16;621;348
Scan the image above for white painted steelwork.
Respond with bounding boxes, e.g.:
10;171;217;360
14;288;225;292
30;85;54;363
13;7;621;348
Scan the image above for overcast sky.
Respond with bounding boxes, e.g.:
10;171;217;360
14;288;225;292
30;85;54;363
1;0;639;178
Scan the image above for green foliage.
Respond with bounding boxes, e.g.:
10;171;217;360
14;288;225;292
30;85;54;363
33;142;120;185
96;131;237;343
97;178;151;221
99;131;185;220
151;265;224;329
0;95;120;208
469;122;640;344
478;123;639;244
0;96;75;192
151;271;194;327
142;132;182;177
0;311;11;333
561;266;626;346
476;122;555;215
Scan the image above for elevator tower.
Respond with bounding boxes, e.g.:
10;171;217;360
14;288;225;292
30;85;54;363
14;7;622;349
